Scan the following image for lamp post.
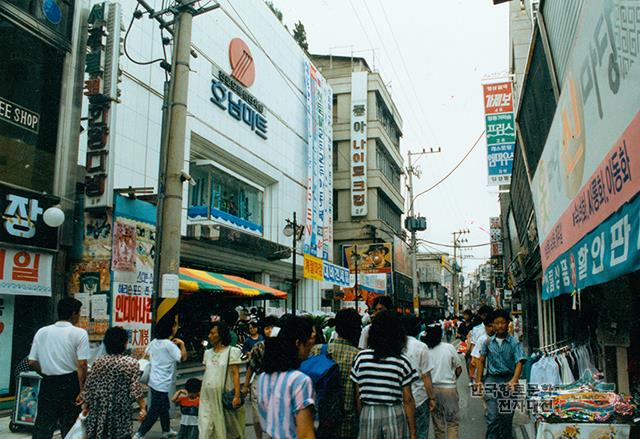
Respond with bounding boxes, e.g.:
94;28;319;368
283;212;304;315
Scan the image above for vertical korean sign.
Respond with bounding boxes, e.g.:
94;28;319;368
111;196;156;357
482;82;515;186
531;0;640;300
303;60;333;261
490;217;503;257
351;72;368;216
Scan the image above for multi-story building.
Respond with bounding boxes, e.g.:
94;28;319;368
310;54;412;309
416;251;448;322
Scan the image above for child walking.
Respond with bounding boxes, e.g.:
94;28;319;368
172;378;202;439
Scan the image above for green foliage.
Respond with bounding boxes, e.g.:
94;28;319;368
292;20;309;51
265;1;283;22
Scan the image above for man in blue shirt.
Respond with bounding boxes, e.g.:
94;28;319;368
475;309;526;439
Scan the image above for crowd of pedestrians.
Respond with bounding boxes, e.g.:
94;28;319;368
24;297;526;439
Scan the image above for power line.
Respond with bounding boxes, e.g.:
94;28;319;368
418;239;491;249
410;130;485;210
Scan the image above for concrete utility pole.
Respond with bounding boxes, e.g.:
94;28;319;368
406;148;440;314
452;229;469;314
136;0;219;319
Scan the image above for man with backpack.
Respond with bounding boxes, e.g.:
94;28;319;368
305;309;362;439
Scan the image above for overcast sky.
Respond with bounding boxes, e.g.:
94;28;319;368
272;0;511;275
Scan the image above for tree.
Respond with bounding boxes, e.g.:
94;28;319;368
265;1;283;22
292;20;308;51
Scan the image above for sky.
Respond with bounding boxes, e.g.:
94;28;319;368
272;0;511;275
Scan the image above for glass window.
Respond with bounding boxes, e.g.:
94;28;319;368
188;164;264;233
4;0;75;41
377;191;401;233
376;143;401;191
376;92;400;145
0;20;63;193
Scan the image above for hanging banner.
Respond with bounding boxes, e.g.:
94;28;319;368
490;216;503;257
303;60;333;261
482;82;514;186
111;195;156;358
0;295;15;395
0;247;53;296
350;71;368;216
532;0;640;277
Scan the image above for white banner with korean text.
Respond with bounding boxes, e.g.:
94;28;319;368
0;247;52;296
350;72;368;216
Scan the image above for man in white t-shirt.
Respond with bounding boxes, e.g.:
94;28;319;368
135;319;187;439
470;317;496;382
403;315;436;439
29;297;90;439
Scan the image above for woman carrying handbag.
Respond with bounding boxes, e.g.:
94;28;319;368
198;321;245;439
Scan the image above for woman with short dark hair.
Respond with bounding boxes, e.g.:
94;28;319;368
84;326;147;439
198;321;245;439
257;315;317;439
350;311;418;439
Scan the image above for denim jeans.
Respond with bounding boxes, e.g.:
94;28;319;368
414;400;430;439
484;375;514;439
138;387;171;435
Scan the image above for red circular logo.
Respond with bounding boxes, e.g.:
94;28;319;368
229;38;255;88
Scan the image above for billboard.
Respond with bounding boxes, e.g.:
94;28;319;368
482;82;515;185
343;243;393;274
350;72;368;216
531;0;640;296
303;60;333;261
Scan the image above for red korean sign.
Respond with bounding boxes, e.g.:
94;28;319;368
482;82;513;114
0;247;53;296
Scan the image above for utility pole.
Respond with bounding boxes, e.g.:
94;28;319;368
452;229;469;315
354;244;359;313
405;148;440;315
135;0;219;321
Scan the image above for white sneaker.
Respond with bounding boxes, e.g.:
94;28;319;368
132;434;144;439
162;430;178;438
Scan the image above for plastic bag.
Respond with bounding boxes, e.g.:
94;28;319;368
138;358;151;384
64;412;87;439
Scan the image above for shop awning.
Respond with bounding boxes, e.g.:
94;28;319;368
179;267;288;299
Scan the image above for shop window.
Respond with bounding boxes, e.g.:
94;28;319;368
0;21;63;193
2;0;75;43
188;164;264;234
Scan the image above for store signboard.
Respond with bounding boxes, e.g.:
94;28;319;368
0;295;15;395
0;247;53;296
393;236;411;277
343;243;393;274
350;72;368;216
303;254;350;287
482;82;514;186
303;60;333;261
532;0;640;276
542;191;640;300
0;96;40;134
111;195;156;357
490;216;503;257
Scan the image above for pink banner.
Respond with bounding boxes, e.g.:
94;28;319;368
540;112;640;270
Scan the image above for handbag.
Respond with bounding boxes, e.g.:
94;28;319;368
64;412;87;439
139;359;151;385
221;347;245;410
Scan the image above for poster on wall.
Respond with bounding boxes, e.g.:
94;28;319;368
82;211;113;260
111;195;156;358
343;243;393;274
0;295;15;395
70;259;111;340
531;0;640;297
303;60;334;261
350;71;368;216
482;82;514;186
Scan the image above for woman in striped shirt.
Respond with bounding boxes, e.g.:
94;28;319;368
350;311;419;439
256;315;317;439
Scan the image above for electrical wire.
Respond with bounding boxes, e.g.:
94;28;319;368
418;239;491;248
124;5;166;66
410;130;485;210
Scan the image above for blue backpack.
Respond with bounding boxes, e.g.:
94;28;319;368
299;344;343;435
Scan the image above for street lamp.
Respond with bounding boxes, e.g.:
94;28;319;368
283;212;304;315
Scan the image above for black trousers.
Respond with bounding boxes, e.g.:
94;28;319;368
32;372;81;439
137;387;171;434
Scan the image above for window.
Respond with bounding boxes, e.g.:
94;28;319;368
333;142;338;168
377;191;401;233
188;165;264;234
376;144;401;191
332;94;338;123
376;93;401;145
0;22;64;192
333;190;338;222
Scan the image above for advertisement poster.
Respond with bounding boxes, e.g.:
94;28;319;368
531;0;640;284
0;247;53;297
482;82;515;186
303;60;333;262
350;71;368;216
112;220;136;272
393;236;411;277
0;295;15;395
70;259;111;340
111;195;156;358
82;211;113;260
343;243;393;274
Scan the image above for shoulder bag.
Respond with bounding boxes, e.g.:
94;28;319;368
221;347;245;410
